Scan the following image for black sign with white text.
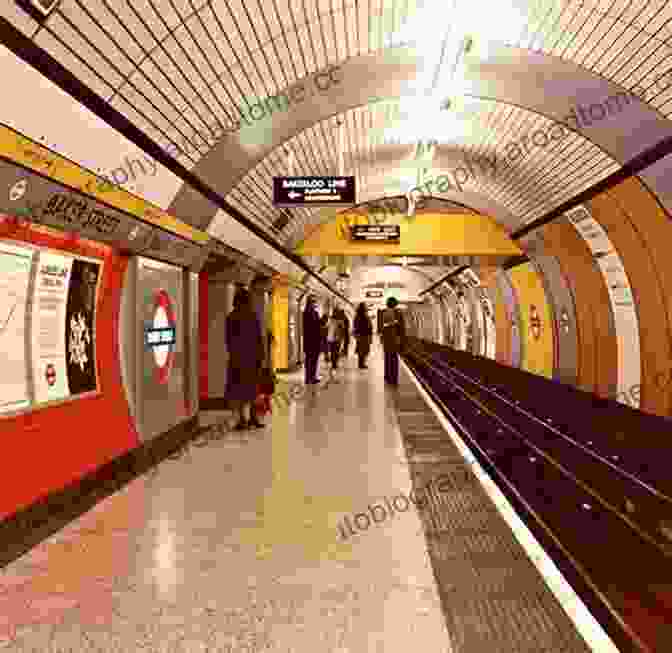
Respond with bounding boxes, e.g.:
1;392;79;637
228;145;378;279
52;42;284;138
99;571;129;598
351;224;400;242
273;176;356;207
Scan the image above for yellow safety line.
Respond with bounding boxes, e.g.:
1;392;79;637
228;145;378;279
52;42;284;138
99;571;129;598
0;125;210;245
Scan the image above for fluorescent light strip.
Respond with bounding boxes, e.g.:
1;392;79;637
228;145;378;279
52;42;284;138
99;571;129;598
400;358;621;653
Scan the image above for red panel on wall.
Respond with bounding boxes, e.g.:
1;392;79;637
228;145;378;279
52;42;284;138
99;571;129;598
0;217;139;520
199;272;209;399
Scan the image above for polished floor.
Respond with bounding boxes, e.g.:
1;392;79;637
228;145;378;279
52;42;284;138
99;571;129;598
0;344;452;652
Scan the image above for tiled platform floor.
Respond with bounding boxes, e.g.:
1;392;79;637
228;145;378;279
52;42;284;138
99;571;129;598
0;344;451;652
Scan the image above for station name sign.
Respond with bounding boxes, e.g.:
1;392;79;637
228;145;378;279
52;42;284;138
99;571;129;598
273;176;356;207
144;326;177;348
0;160;209;271
365;289;384;298
351;224;400;242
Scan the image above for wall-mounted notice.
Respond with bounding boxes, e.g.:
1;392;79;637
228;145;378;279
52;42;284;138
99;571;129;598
0;241;34;414
565;205;641;408
65;259;100;395
32;251;73;403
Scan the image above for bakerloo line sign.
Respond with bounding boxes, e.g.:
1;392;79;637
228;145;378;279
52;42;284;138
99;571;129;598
273;176;356;207
273;176;403;240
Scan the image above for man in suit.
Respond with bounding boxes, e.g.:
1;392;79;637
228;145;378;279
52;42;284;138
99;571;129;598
380;297;405;386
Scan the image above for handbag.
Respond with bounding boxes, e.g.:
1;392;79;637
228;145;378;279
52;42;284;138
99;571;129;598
254;392;272;416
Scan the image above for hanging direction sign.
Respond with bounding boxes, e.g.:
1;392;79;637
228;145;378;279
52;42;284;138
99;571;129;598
351;224;400;242
273;176;356;207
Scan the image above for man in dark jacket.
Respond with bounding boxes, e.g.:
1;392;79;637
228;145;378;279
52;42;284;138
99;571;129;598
302;295;321;384
380;297;405;386
353;302;373;369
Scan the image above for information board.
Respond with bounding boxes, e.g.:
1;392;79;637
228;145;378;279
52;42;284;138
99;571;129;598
0;241;34;414
351;224;400;242
273;176;356;207
31;251;73;403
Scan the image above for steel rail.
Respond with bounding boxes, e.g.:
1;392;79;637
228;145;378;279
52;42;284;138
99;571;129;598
401;348;652;653
404;342;672;558
427;349;672;507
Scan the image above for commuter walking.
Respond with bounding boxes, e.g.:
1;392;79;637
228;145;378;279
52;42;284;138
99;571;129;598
225;288;266;430
327;309;346;372
302;295;321;385
320;313;329;364
380;297;405;386
353;303;373;369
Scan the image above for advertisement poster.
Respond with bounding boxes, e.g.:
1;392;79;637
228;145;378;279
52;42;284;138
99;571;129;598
32;251;73;404
566;205;641;407
0;240;34;414
65;259;100;395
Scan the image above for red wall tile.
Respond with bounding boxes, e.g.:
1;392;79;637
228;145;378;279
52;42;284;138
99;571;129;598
0;218;139;519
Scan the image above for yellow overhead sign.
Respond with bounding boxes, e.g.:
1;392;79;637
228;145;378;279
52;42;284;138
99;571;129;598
0;125;210;245
297;212;523;256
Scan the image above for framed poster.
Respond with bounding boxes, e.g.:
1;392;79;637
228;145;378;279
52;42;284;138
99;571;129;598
32;249;101;404
65;258;101;395
31;250;73;404
0;240;34;414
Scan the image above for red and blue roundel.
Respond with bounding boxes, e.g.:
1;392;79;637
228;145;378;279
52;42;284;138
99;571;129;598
151;290;176;384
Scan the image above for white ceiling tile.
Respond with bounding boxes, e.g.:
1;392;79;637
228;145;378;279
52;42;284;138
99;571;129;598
0;1;39;37
34;23;121;98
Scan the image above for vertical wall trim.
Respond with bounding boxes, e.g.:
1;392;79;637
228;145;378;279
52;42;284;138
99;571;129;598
133;257;144;439
24;247;38;404
118;256;138;428
199;272;209;400
182;270;199;417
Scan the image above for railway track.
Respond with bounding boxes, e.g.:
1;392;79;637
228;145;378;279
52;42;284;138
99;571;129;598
403;340;672;653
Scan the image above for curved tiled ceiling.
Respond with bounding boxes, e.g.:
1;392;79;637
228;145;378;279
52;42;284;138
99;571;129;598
3;0;672;252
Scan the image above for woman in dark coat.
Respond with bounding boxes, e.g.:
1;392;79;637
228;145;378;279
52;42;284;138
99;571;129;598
353;302;373;369
225;288;265;430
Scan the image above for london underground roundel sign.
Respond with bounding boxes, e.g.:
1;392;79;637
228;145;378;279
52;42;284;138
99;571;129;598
151;290;176;384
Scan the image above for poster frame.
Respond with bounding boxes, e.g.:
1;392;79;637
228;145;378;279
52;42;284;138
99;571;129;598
0;238;38;419
0;236;104;419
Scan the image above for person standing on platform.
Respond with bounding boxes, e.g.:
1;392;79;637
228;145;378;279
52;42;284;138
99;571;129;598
353;302;373;369
225;288;265;430
380;297;405;386
341;312;351;358
327;309;346;373
320;313;330;364
302;295;321;385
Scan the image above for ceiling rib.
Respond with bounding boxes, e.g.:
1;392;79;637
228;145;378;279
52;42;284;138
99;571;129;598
0;14;351;305
3;0;672;255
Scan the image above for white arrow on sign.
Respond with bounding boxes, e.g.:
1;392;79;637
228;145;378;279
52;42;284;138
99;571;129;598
288;191;302;199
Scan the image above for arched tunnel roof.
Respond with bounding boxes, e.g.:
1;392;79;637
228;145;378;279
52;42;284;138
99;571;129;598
3;1;672;278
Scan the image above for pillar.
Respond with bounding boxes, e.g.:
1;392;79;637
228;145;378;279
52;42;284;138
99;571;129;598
272;282;289;372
